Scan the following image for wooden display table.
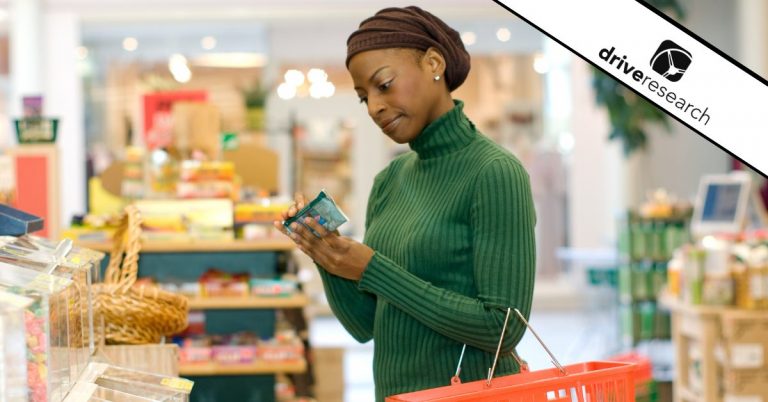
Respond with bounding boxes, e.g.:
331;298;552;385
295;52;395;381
660;294;768;402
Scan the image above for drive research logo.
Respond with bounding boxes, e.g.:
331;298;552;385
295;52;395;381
650;40;692;82
598;44;711;126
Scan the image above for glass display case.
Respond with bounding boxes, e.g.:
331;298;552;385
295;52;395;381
0;236;100;382
17;235;106;353
0;290;34;402
0;261;75;402
79;363;193;402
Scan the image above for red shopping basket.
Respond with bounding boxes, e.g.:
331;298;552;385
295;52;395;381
387;309;637;402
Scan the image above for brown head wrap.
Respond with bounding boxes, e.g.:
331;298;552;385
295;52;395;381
346;6;471;92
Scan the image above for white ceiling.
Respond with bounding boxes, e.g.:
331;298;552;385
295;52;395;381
1;0;517;21
0;1;544;66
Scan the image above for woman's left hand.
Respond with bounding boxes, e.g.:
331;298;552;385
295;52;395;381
273;216;374;281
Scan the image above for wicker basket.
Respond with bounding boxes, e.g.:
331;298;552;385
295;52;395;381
94;205;189;345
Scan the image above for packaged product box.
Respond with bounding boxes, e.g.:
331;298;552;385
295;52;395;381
0;204;43;236
256;337;304;362
134;199;234;242
721;313;768;369
250;278;298;297
199;269;249;298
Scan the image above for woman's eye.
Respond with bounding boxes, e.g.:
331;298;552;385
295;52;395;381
378;80;392;92
359;97;368;105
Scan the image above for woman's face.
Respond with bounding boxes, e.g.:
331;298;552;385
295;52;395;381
348;48;445;144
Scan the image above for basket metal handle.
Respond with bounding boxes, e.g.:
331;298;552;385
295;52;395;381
511;308;566;377
453;307;567;388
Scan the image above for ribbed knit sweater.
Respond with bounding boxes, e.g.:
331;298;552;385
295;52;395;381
317;100;536;401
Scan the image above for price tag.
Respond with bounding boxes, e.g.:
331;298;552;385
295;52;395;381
160;377;194;392
730;344;764;369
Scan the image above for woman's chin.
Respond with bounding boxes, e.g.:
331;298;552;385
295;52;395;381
385;131;414;144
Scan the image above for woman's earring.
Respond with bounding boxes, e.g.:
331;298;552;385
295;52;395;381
434;75;441;81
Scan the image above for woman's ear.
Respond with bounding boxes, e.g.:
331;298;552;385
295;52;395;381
423;47;446;77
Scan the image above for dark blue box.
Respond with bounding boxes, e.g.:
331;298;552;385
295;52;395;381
0;204;44;236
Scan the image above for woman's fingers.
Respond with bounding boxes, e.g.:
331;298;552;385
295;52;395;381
302;216;335;241
295;193;307;210
273;220;290;236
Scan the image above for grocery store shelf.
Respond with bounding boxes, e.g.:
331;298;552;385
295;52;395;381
179;359;307;376
77;238;295;253
188;294;308;309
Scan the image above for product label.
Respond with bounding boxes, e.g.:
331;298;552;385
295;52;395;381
730;344;765;369
160;377;194;392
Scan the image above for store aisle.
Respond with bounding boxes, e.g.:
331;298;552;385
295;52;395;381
309;305;619;402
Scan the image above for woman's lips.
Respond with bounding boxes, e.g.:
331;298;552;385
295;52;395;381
382;116;402;134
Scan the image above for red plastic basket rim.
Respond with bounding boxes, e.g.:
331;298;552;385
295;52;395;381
387;360;637;401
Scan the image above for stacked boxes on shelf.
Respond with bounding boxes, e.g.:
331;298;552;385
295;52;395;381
619;211;691;348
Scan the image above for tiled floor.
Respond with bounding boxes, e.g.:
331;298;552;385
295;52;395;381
308;287;626;402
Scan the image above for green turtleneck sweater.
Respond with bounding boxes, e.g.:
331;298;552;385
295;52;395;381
317;100;536;400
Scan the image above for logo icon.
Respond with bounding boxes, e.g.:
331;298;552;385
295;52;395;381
650;40;692;82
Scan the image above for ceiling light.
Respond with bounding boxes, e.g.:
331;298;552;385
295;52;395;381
309;81;335;99
307;68;328;84
496;28;511;42
122;37;138;52
277;82;297;100
201;36;217;50
284;69;305;87
461;32;476;46
192;52;267;68
169;54;192;83
533;53;550;74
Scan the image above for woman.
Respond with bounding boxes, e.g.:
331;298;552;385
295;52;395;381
274;6;536;400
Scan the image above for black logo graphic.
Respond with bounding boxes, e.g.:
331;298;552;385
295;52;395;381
650;40;692;82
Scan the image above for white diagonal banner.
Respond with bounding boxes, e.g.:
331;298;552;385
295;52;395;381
495;0;768;177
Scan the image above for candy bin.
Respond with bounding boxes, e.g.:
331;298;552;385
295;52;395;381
0;261;75;402
22;235;106;353
0;236;98;384
0;290;34;401
79;362;193;402
64;382;159;402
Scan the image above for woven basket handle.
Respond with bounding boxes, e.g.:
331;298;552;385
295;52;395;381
105;205;143;293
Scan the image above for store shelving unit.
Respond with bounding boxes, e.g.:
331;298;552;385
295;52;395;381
618;211;691;349
80;238;305;402
616;210;692;402
187;294;308;310
660;295;768;402
179;360;307;377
